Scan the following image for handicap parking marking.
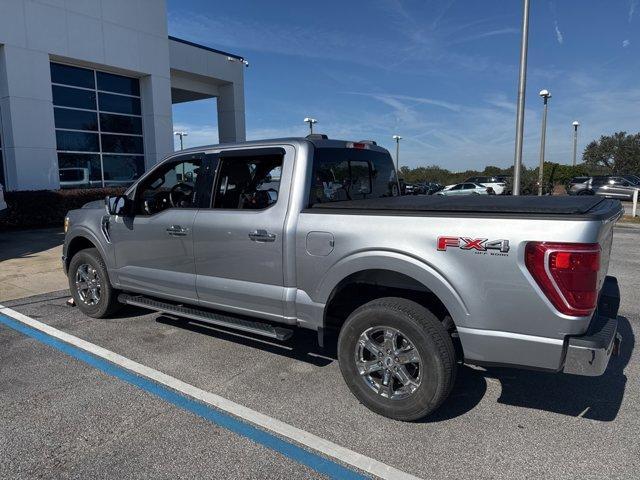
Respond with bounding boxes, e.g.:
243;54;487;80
0;305;421;480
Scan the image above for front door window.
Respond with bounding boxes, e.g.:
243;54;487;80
135;157;205;215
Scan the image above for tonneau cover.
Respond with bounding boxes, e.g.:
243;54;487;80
311;195;614;216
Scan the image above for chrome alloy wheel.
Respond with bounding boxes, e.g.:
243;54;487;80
355;326;422;400
75;264;101;306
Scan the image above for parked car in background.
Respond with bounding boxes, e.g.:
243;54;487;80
0;183;7;218
464;176;507;195
623;174;640;185
591;176;640;200
403;183;416;195
567;176;593;195
418;182;444;195
436;182;494;195
568;175;640;200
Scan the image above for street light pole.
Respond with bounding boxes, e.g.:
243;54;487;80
304;117;317;135
512;0;531;196
392;135;402;172
174;131;188;150
572;121;580;166
537;90;551;196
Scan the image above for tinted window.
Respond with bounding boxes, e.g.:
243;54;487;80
137;158;204;215
54;108;98;131
592;177;608;186
101;134;144;154
451;184;463;190
97;71;140;96
213;154;284;210
310;147;397;205
50;63;95;89
98;92;141;115
102;155;145;186
51;62;143;189
100;113;142;134
463;183;476;189
53;85;97;109
56;131;99;152
57;153;102;188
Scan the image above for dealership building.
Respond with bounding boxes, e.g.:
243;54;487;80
0;0;246;191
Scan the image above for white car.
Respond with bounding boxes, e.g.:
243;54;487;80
0;183;7;217
436;182;492;196
464;176;506;195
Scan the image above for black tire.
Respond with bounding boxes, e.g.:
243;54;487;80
68;248;122;318
337;297;456;421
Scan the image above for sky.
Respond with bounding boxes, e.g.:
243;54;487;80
167;0;640;171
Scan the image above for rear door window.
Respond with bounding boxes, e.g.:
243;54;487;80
310;147;397;205
212;152;284;210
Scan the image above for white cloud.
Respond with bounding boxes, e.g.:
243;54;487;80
622;39;631;48
554;21;564;45
630;0;638;22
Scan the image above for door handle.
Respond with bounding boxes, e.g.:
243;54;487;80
166;225;189;237
248;229;277;242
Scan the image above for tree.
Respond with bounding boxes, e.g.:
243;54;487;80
582;131;640;174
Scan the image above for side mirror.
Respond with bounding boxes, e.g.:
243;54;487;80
105;195;131;216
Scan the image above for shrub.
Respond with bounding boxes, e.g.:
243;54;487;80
0;188;125;230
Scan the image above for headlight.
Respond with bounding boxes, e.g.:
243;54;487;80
64;217;70;233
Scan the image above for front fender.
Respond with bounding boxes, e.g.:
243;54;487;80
314;249;470;327
64;225;114;273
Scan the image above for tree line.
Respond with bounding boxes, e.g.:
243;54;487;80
399;131;640;194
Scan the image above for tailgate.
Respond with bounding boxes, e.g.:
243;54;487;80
595;201;623;292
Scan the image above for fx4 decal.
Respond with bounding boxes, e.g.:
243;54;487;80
437;236;510;254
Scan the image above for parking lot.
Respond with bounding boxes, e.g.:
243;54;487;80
1;224;638;479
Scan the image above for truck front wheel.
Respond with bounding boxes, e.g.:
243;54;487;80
68;248;122;318
337;297;456;421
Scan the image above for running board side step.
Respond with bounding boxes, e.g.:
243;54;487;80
118;294;293;341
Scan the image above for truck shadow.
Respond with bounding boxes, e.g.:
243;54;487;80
428;315;633;423
156;315;337;367
155;312;633;422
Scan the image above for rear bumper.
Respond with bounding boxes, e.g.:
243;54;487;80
562;276;621;376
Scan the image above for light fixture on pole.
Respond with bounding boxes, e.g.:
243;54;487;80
512;0;531;196
392;135;402;172
174;131;188;150
304;117;317;135
572;121;580;166
537;89;551;196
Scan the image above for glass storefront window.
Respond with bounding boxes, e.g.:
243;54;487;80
51;62;144;189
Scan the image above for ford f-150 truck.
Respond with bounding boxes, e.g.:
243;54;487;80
62;136;623;421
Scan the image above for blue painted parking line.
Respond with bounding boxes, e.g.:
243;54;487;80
0;312;369;480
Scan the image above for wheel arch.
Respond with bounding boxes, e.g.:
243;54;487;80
316;251;469;333
65;229;109;272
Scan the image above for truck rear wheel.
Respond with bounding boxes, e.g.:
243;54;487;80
337;297;456;421
68;248;122;318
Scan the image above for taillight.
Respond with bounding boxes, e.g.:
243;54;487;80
525;242;601;317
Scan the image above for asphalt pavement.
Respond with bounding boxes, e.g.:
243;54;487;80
1;225;638;479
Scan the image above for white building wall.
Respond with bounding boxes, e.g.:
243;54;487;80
0;0;174;190
0;0;245;191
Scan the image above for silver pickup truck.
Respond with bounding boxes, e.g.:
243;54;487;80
63;136;623;421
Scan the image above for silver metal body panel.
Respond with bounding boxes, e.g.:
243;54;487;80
109;209;199;301
63;137;621;373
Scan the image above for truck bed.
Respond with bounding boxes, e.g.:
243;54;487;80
310;195;623;220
